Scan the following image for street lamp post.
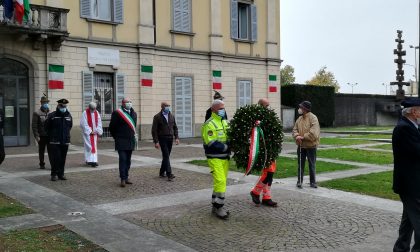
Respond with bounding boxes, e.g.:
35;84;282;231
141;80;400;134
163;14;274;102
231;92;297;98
382;83;388;95
409;45;419;86
347;82;358;94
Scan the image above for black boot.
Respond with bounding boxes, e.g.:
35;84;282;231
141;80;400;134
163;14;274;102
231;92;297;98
262;199;278;207
250;191;261;205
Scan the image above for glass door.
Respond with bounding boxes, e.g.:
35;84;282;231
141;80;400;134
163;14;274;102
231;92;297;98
0;58;29;146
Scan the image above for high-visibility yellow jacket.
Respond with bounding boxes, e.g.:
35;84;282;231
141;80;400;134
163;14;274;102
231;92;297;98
202;112;230;159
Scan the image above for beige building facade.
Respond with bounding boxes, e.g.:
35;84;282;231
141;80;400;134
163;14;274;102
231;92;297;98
0;0;281;146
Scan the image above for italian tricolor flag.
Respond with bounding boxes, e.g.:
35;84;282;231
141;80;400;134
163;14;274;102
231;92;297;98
141;65;153;87
268;75;278;93
212;70;222;90
48;64;64;89
14;0;30;24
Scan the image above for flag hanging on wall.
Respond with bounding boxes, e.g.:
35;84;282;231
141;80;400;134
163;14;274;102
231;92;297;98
14;0;24;24
141;65;153;87
212;70;222;90
268;75;278;92
48;64;64;89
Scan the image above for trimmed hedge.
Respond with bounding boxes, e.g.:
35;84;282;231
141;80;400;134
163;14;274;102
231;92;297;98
281;84;335;127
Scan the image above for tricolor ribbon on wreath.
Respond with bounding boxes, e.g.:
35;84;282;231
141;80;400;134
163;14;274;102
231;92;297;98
245;120;267;176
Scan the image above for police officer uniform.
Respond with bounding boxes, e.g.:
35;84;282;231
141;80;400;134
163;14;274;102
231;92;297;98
45;99;72;181
202;111;230;219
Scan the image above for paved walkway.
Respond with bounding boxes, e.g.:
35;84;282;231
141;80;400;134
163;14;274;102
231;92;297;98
0;137;402;252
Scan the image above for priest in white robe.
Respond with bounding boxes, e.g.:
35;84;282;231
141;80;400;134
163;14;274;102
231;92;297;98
80;102;103;167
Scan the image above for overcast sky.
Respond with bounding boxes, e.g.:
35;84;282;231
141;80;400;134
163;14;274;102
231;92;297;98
280;0;418;94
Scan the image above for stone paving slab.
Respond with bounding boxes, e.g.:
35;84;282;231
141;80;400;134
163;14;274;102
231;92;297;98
133;145;205;159
0;153;117;172
27;167;239;205
121;188;400;252
0;214;57;233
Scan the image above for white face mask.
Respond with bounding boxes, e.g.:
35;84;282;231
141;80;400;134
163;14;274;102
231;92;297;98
298;108;303;115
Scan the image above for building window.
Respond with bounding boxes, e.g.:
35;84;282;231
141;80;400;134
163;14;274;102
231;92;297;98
231;0;257;42
83;71;125;138
237;80;252;108
172;0;191;33
80;0;124;24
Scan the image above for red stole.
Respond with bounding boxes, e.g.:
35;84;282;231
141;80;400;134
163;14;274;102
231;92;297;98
86;109;98;154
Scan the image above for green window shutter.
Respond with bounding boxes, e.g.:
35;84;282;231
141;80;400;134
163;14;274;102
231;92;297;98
113;0;124;23
230;0;238;39
80;0;92;18
82;71;94;110
250;4;257;42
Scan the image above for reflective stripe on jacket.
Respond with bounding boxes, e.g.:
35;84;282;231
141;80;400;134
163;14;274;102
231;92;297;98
202;112;230;159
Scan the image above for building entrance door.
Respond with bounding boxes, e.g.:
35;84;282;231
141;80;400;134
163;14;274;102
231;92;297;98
174;76;193;138
0;58;29;146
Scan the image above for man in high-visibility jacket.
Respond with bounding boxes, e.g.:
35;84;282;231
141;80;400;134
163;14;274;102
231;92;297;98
202;99;231;219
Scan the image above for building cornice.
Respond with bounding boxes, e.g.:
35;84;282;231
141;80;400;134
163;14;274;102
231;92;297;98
65;37;281;63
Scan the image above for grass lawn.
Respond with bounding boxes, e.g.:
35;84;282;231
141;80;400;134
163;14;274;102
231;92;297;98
0;193;32;218
322;126;393;132
319;171;398;201
320;137;374;146
0;225;107;252
368;144;392;151
346;134;391;139
188;156;359;179
317;148;393;165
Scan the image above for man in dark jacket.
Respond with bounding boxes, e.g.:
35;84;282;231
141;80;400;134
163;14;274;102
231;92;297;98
32;96;50;169
152;101;179;181
392;98;420;252
109;98;137;187
44;99;72;181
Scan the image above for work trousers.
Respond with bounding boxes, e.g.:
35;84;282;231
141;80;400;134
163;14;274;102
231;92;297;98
252;162;276;200
208;158;229;208
394;194;420;252
297;147;317;184
38;136;49;167
48;144;68;178
118;150;132;181
158;136;173;176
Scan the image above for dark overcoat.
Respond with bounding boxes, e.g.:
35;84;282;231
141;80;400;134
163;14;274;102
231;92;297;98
392;116;420;197
109;108;137;151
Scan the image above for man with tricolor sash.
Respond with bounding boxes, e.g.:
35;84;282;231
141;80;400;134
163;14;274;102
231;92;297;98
202;100;231;219
109;98;138;188
80;102;103;167
250;98;278;207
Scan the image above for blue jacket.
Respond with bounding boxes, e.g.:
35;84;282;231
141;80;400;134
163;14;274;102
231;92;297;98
392;116;420;197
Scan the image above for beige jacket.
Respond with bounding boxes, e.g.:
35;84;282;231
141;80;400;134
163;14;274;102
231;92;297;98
292;112;320;148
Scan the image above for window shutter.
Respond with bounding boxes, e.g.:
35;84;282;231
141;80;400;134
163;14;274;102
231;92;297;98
238;81;245;107
245;81;252;105
181;0;191;32
82;71;94;110
115;73;125;108
183;77;192;136
80;0;92;18
173;0;182;31
231;0;238;39
250;4;257;42
113;0;124;23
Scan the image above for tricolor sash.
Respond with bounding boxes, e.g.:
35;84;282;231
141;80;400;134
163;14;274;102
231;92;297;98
116;108;138;150
86;109;98;154
245;120;267;176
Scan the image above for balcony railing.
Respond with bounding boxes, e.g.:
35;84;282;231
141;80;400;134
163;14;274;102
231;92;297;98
0;3;69;50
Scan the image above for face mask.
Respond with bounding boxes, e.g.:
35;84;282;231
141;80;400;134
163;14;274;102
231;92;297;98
124;102;132;110
41;104;49;110
217;109;226;118
298;108;303;115
163;106;171;113
59;107;67;113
